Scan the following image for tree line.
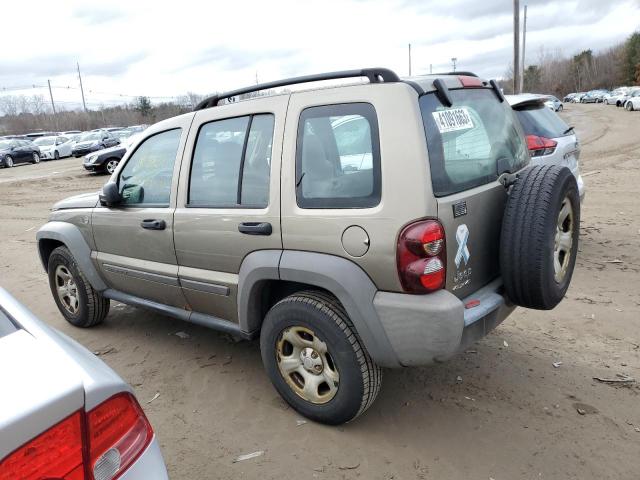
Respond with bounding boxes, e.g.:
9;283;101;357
500;31;640;96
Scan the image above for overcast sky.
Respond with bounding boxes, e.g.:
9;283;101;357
1;0;639;110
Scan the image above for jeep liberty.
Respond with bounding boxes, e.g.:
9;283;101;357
37;68;580;424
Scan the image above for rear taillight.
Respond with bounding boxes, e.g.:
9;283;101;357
88;393;153;480
526;134;557;157
0;393;153;480
0;411;85;480
397;219;446;293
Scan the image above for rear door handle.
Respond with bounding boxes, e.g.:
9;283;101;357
238;222;272;236
141;219;166;230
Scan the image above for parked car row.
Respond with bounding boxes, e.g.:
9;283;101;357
563;87;640;110
0;126;147;169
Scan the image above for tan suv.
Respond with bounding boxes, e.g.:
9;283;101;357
37;68;580;424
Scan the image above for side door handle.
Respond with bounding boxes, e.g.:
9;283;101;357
238;222;272;236
141;219;166;230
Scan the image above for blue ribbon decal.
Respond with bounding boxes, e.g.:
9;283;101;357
455;224;470;268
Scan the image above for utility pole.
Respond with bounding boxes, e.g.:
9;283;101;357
520;4;527;93
77;62;87;112
47;79;57;115
451;57;457;72
408;43;412;76
513;0;521;94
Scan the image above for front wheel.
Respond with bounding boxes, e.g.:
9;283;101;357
48;246;110;327
54;150;60;160
105;159;119;174
4;155;13;167
260;291;382;425
32;152;40;164
558;104;563;112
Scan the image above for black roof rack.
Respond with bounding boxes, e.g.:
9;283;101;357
194;68;401;111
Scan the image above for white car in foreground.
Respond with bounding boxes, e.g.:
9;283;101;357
507;94;585;201
624;90;640;111
0;287;169;480
33;135;74;160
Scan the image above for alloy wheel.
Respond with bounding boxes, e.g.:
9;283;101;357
106;160;119;174
55;265;80;315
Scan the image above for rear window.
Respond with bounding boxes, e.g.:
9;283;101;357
420;89;528;197
513;104;570;139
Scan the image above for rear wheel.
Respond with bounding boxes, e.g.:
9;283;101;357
48;246;110;327
500;165;580;310
626;102;634;111
557;104;563;112
260;291;382;425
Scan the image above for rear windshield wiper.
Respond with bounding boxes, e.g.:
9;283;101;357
563;126;575;135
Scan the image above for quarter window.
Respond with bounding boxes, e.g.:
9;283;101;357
118;128;182;206
189;114;274;208
296;103;381;209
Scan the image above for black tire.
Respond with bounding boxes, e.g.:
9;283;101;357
500;165;580;310
260;291;382;425
54;150;60;160
558;104;563;112
48;246;110;327
4;155;13;168
626;102;634;111
32;152;40;164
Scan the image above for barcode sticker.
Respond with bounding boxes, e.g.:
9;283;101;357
432;108;474;133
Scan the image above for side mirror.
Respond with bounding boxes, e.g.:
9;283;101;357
99;181;122;207
102;136;109;141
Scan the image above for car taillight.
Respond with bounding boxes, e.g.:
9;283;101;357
0;393;153;480
88;393;153;480
0;411;85;480
397;219;446;293
526;134;557;157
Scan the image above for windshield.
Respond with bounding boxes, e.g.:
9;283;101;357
34;137;56;146
514;104;570;139
79;132;102;142
419;88;528;197
0;140;12;149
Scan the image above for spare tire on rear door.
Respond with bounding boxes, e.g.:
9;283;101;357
500;165;580;310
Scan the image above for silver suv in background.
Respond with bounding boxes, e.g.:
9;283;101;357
507;94;585;201
0;287;168;479
37;69;580;425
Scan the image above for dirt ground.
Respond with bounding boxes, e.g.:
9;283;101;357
1;104;639;480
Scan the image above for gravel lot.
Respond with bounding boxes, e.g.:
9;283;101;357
1;104;639;479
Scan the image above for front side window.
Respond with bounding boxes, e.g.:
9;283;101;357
118;128;182;206
189;114;274;208
420;89;528;197
296;103;380;208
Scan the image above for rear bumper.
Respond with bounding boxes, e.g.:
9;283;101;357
120;437;169;480
373;279;514;367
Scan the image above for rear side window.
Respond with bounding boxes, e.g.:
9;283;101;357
514;105;570;139
296;103;381;208
420;89;528;197
189;114;274;208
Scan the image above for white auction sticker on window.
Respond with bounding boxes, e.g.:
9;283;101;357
432;108;474;134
